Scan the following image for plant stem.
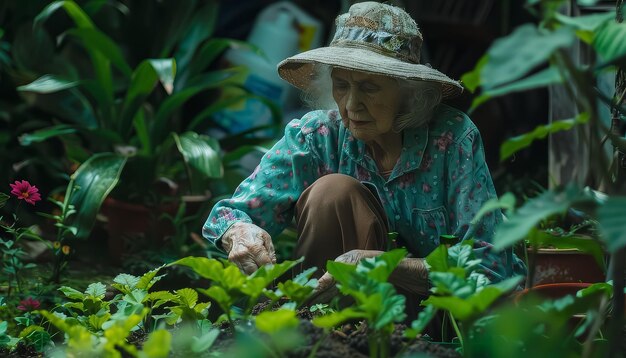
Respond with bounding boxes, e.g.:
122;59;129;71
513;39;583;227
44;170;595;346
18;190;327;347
607;247;625;358
582;294;609;358
525;243;537;289
448;312;464;350
306;331;329;358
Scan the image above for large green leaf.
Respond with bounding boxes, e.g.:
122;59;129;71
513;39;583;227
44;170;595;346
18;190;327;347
35;1;95;29
425;245;449;272
141;329;171;358
532;233;606;268
593;20;626;67
471;192;516;226
65;28;132;77
149;58;177;95
255;309;299;334
69;153;126;239
152;69;241;146
500;112;589;161
356;248;407;283
119;59;175;139
18;124;77;145
481;24;575;90
17;75;79;93
35;0;114;120
23;88;98;129
597;196;626;252
555;11;613;43
173;1;219;90
470;66;563;112
180;38;254;90
169;256;225;281
173;132;223;179
462;55;488;93
493;184;594;250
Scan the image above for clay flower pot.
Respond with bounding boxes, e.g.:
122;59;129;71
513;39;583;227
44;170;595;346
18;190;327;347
530;248;605;286
100;197;178;264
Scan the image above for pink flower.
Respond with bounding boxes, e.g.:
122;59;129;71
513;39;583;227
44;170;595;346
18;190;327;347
10;180;41;205
419;154;433;172
422;183;432;193
17;297;40;312
435;131;454;151
317;125;329;136
247;197;262;209
356;166;371;181
398;173;415;189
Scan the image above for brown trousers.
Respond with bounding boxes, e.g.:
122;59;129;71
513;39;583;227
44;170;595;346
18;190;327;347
294;173;389;276
293;174;451;339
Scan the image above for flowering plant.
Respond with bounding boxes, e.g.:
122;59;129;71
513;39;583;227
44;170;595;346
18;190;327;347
0;180;42;297
9;180;41;206
16;297;41;312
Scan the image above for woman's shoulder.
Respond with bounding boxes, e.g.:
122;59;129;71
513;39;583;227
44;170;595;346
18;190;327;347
286;109;342;136
428;104;477;143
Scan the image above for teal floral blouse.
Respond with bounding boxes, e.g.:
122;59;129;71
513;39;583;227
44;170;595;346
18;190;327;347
203;104;525;281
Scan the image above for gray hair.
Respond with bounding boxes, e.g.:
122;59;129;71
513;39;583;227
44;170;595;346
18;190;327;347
300;64;443;132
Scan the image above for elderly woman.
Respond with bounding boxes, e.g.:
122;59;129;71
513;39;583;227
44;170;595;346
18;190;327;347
203;2;523;302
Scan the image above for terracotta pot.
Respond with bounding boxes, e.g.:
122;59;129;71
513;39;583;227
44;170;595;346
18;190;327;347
514;282;592;339
100;197;178;263
100;193;212;264
530;248;605;286
517;282;592;300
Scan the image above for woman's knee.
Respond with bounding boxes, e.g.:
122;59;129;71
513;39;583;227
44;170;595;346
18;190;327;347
301;174;365;209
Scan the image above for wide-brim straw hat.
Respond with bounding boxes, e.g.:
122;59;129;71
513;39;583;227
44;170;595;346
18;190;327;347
277;1;463;99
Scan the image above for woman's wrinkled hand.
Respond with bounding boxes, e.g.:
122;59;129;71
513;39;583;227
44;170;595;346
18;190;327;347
308;249;384;304
221;222;276;275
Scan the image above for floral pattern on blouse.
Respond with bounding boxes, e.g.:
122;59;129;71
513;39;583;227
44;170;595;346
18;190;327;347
203;104;525;282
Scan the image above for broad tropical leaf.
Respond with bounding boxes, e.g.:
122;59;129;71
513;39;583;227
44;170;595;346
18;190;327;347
18;125;77;145
500;112;589;161
119;59;176;138
173;132;223;180
593;20;626;67
17;75;79;93
481;24;575;90
493;184;594;250
597;196;626;252
69;153;126;239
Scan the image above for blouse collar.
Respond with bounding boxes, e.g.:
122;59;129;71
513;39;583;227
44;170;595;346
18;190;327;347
341;120;429;181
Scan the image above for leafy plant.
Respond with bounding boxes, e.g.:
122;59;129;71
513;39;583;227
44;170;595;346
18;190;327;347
406;243;522;354
0;181;44;296
312;249;408;358
464;281;613;357
462;0;626;355
169;256;305;329
7;0;256;244
38;178;79;283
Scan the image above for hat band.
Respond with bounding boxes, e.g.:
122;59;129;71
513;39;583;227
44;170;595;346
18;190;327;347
330;27;420;64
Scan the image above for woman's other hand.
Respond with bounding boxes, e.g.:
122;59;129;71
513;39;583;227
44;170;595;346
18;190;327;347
308;249;430;304
309;249;384;304
221;222;277;275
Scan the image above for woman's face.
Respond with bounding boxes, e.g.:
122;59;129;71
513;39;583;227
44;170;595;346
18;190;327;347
331;68;403;143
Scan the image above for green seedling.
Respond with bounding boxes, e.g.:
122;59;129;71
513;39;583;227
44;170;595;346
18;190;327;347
262;266;318;309
313;248;408;358
169;256;303;329
406;242;522;355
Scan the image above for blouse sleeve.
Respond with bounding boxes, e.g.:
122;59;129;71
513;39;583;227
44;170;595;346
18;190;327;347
202;111;339;249
446;128;526;282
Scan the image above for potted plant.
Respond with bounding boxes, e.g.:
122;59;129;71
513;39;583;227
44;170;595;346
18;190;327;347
462;0;626;354
6;0;281;261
